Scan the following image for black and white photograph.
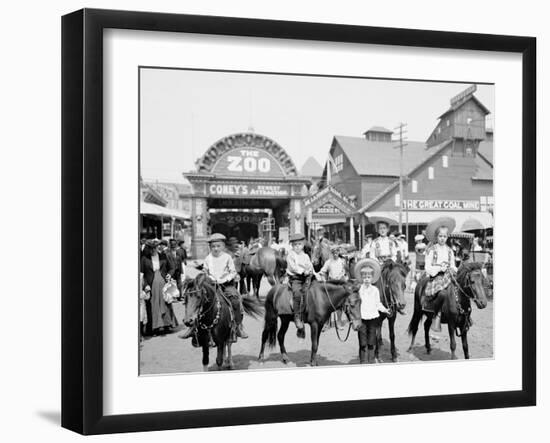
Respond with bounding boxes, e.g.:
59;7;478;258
138;68;494;374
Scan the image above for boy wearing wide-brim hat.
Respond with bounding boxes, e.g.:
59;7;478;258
179;233;248;342
286;233;314;334
354;259;390;364
421;217;457;330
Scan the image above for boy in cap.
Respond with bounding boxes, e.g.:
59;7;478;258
286;233;314;334
179;233;248;341
317;245;347;283
355;259;390;363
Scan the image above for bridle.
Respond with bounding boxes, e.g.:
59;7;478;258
321;282;355;342
448;269;484;336
184;282;221;330
380;268;406;317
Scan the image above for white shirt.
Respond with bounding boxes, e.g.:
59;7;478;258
203;251;237;284
369;236;397;262
318;257;347;281
359;284;386;320
425;243;457;277
286;250;314;276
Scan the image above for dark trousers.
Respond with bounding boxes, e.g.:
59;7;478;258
358;318;380;363
220;282;243;325
290;276;307;315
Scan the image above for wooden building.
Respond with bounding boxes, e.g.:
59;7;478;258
314;86;494;248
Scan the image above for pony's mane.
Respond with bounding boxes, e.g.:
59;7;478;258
381;261;408;280
457;261;483;284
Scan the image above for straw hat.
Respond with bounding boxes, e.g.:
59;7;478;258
354;258;381;283
425;216;456;243
414;234;425;242
369;216;397;228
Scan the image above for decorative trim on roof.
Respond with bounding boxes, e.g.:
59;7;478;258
195;132;298;176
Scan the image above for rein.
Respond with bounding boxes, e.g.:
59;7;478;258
448;271;477;337
322;282;353;342
187;285;221;330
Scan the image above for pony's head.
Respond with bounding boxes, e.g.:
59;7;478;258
182;273;209;326
344;283;362;331
457;262;488;309
381;261;407;311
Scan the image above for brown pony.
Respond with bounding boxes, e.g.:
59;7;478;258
375;260;408;362
407;262;487;359
258;280;362;366
182;273;263;370
244;247;286;298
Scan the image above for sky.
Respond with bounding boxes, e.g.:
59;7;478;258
140;68;494;183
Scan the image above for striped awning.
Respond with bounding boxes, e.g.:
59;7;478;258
363;210;493;229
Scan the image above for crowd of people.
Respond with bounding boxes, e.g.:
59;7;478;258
139;217;492;364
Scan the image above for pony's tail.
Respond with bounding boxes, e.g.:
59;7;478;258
263;286;279;348
242;296;264;319
407;284;423;336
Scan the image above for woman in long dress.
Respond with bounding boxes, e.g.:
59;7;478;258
140;240;178;335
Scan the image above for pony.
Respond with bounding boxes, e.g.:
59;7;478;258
243;247;286;298
375;260;408;362
182;273;263;370
258;280;362;366
407;262;488;359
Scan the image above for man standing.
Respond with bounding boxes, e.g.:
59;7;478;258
167;238;184;293
176;240;188;265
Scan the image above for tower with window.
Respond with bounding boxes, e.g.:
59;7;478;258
426;85;490;157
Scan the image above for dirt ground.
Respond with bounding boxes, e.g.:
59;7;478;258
140;278;493;374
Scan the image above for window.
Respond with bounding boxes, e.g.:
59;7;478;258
412;180;418;193
446;119;450;127
428;167;434;180
334;154;344;172
394;193;400;207
442;155;448;168
437;127;441;134
467;117;473;125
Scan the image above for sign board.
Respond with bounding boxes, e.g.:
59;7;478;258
314;202;344;215
208;183;290;197
212;148;285;178
402;199;480;211
450;84;477;107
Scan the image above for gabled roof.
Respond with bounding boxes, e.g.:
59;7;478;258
300;156;323;177
364;126;393;134
472;155;493;180
438;94;491;119
477;140;493;166
356;139;453;212
334;135;446;177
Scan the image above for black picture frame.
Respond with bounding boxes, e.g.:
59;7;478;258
62;8;536;435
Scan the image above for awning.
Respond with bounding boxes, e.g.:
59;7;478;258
363;211;493;229
140;201;190;220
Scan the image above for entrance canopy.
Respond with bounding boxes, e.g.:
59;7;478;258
140;201;190;220
364;210;493;230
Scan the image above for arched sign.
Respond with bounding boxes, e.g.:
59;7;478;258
196;132;298;177
212;148;285;178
